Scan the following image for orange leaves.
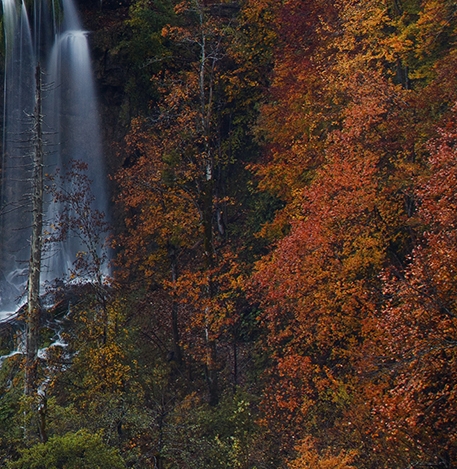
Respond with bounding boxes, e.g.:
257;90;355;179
116;113;204;278
248;1;338;209
115;1;259;409
113;0;457;464
173;1;189;15
248;0;430;461
368;111;457;466
165;249;245;338
288;437;357;469
252;141;390;452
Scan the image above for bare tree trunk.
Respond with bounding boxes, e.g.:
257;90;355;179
169;244;183;367
25;64;44;402
202;179;219;406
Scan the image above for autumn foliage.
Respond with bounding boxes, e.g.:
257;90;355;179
3;0;457;468
246;0;457;467
115;0;457;466
372;114;457;467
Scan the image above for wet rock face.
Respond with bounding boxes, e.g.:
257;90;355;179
77;0;132;11
76;0;133;199
0;274;21;317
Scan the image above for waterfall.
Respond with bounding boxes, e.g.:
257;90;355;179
0;0;108;316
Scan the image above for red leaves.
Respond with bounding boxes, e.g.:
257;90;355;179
248;0;438;463
251;66;414;462
114;0;457;465
373;113;457;465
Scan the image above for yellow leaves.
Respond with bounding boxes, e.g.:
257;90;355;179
333;0;393;64
414;0;457;58
79;343;131;394
69;300;140;405
382;30;414;57
341;233;385;279
288;437;357;469
330;0;457;86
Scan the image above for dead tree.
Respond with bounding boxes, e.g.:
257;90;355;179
25;64;44;398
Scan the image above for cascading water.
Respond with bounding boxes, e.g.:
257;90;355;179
0;0;108;316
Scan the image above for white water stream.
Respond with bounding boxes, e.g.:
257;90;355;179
0;0;108;317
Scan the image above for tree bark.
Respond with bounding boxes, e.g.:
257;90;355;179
25;64;44;401
169;244;183;367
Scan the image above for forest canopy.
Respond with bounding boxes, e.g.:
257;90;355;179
1;0;457;468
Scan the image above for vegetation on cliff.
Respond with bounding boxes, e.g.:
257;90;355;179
1;0;457;468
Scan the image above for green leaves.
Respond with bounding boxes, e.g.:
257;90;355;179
7;430;125;469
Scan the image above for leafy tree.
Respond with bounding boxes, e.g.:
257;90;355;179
252;70;416;463
160;391;261;469
6;0;457;467
122;0;176;113
116;0;262;406
372;112;457;468
248;0;428;465
288;437;357;469
7;430;125;469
